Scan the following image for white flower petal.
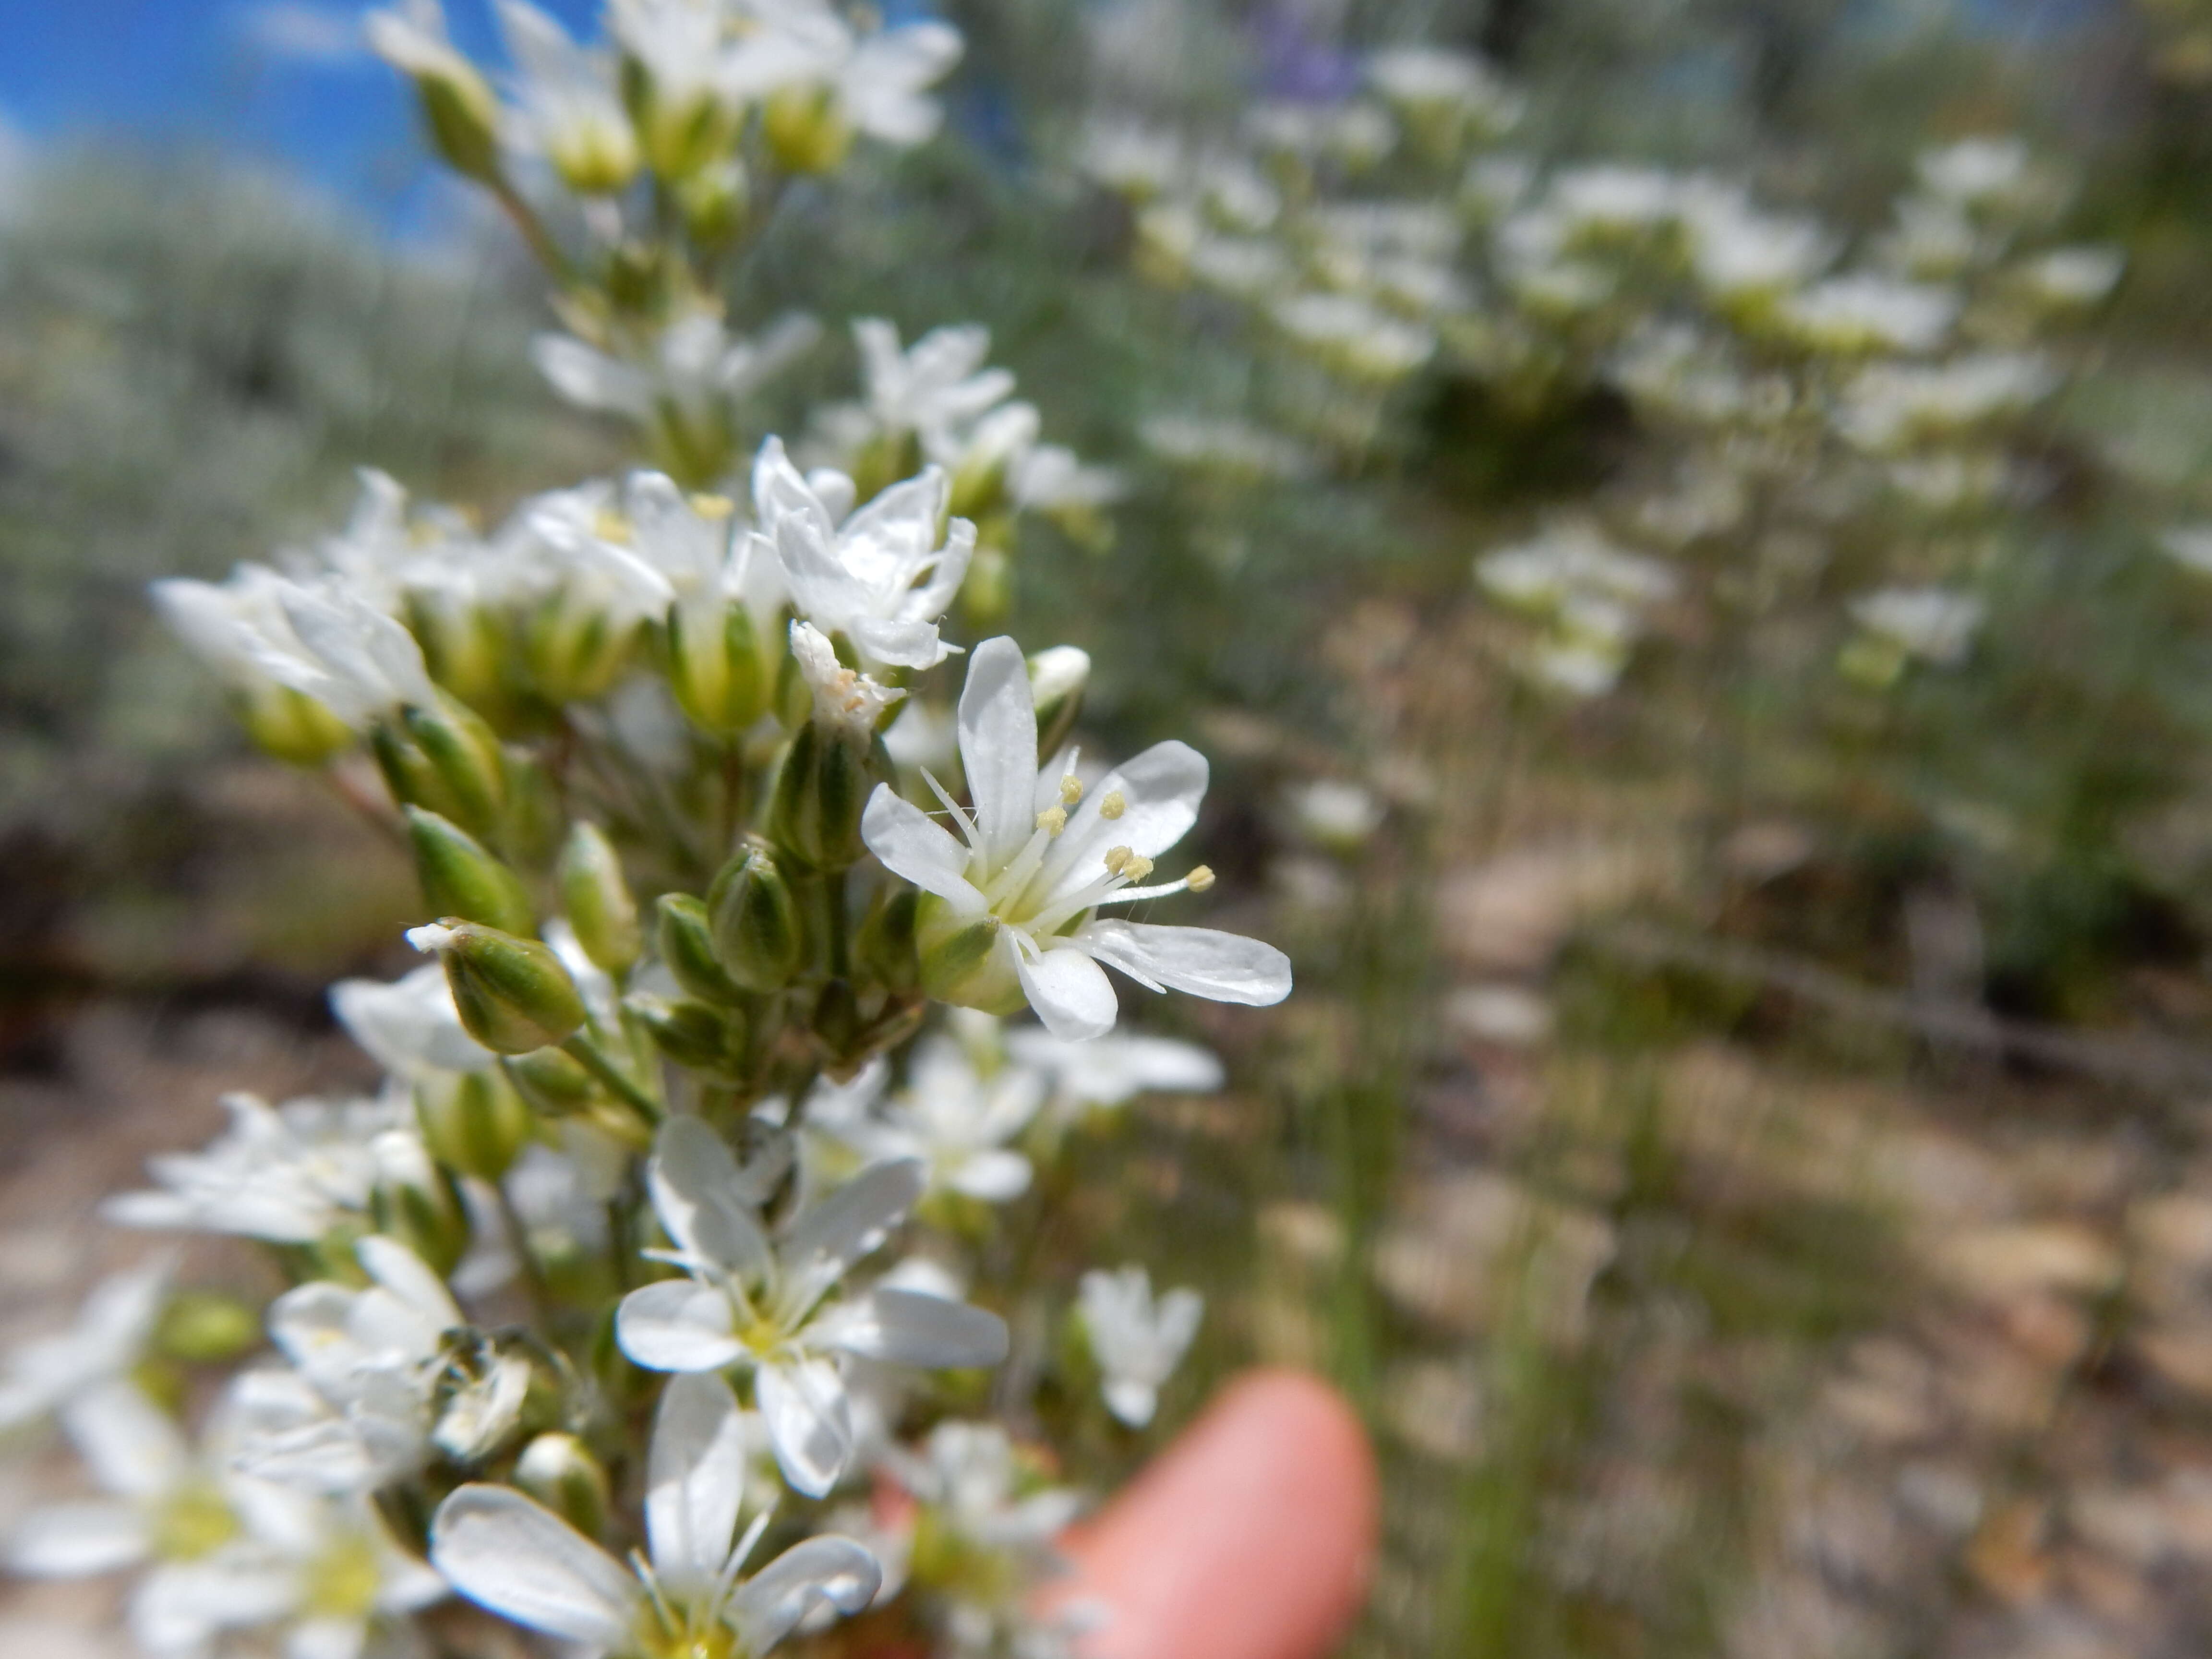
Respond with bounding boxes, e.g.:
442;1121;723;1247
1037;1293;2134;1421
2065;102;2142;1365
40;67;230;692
614;1280;745;1373
6;1501;151;1576
286;1615;369;1659
1016;945;1119;1042
356;1235;464;1336
1038;740;1208;894
645;1373;747;1590
810;1288;1009;1369
947;1149;1033;1202
649;1118;774;1281
860;786;985;908
754;1357;854;1498
533;333;653;417
62;1382;191;1499
1103;1377;1161;1427
956;637;1041;864
773;1159;925;1321
431;1485;637;1646
1077;920;1292;1007
731;1535;882;1652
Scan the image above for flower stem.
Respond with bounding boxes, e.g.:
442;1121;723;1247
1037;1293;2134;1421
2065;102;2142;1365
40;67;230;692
560;1034;664;1125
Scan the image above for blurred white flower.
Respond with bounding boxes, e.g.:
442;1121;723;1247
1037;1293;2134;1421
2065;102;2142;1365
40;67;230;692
827;1034;1045;1203
331;963;495;1084
1078;1266;1202;1428
106;1093;405;1243
1002;1024;1223;1126
1834;352;2057;452
1850;586;1986;667
2160;525;2212;577
534;310;820;424
495;0;638;192
1774;274;1959;354
0;1256;171;1432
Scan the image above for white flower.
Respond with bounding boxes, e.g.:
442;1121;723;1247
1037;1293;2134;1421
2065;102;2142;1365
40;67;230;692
154;561;437;730
365;0;476;85
614;1119;1008;1495
1271;291;1437;381
1849;586;1985;667
861;636;1293;1041
724;0;963;146
1137;415;1315;481
853;319;1019;445
238;1236;473;1493
129;1473;445;1659
828;1035;1045;1203
0;1256;171;1431
1367;46;1522;134
331;963;495;1084
1548;163;1681;235
2016;244;2125;308
1677;185;1833;299
791;619;906;735
535;311;821;425
883;1421;1088;1656
2160;525;2212;577
753;436;974;671
1078;119;1184;198
1832;352;2057;451
1917;136;2036;210
1010;446;1127;515
105;1093;406;1243
431;1372;882;1655
1773;274;1959;355
1287;779;1386;850
1001;1024;1223;1124
1476;524;1677;613
1078;1266;1202;1428
495;0;637;190
608;0;732;119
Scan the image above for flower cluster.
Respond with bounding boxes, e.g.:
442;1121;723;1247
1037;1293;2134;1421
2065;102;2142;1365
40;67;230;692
1082;52;2128;701
4;6;1292;1655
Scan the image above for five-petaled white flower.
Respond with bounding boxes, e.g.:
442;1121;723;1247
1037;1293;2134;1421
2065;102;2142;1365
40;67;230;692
615;1118;1008;1495
535;312;821;427
494;0;638;190
432;1372;882;1657
1002;1024;1224;1129
1078;1266;1202;1429
0;1255;171;1432
723;0;963;147
753;436;974;671
852;319;1018;447
235;1236;495;1494
860;636;1293;1041
105;1093;410;1244
826;1034;1046;1204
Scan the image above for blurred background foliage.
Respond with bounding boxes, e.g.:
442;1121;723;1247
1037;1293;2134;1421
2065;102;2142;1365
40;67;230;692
13;0;2212;1655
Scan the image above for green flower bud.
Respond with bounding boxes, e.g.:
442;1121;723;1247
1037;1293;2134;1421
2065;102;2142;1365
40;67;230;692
916;901;1021;1013
767;721;890;870
525;594;638;704
857;886;921;994
418;1070;534;1183
514;1433;611;1540
669;599;769;735
501;1047;599;1117
415;65;503;182
962;543;1013;623
627;993;744;1078
1029;646;1091;760
762;86;854;175
412;921;587;1055
708;846;803;993
401;696;508;839
406;808;536;938
238;685;353;768
656;893;742;1005
155;1291;261;1365
558;823;642;975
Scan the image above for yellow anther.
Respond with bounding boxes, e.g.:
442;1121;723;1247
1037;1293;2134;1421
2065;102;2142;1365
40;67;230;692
1099;790;1127;820
1103;846;1133;876
1035;806;1068;838
688;493;736;520
592;508;632;544
1059;775;1084;806
1123;854;1154;881
1186;864;1216;892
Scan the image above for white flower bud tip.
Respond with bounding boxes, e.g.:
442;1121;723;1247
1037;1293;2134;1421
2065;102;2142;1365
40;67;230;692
407;923;464;954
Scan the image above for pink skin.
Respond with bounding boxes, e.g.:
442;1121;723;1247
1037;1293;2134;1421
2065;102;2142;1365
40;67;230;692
1048;1370;1381;1659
